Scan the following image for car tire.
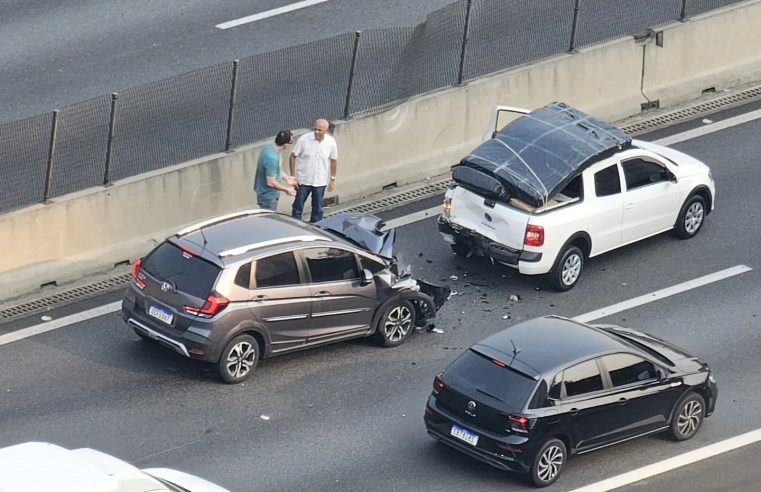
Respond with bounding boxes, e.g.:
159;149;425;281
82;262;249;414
668;392;705;441
548;245;584;292
529;438;567;488
218;334;259;384
675;195;706;239
375;300;416;347
450;240;471;258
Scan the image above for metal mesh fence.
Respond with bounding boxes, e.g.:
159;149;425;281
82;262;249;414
688;0;748;16
234;34;354;146
109;62;232;181
464;0;576;80
49;95;112;198
0;113;50;213
575;0;683;48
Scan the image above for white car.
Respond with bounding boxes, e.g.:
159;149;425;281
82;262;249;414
438;102;715;291
0;442;230;492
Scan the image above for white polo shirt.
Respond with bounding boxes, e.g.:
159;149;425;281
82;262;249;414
291;131;338;187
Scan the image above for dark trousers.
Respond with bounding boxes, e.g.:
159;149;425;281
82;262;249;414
291;185;326;223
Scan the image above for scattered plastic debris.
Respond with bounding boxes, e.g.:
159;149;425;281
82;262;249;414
259;415;270;421
402;414;406;418
501;314;510;320
448;290;462;299
40;315;53;322
702;118;713;124
449;275;459;280
509;294;520;301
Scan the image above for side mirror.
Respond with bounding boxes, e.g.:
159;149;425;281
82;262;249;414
361;269;374;286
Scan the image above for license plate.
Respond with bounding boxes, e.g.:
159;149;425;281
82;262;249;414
148;304;174;325
450;425;479;446
440;233;456;245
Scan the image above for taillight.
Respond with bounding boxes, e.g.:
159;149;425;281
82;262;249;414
442;197;452;218
130;258;146;290
433;375;446;392
524;224;544;247
508;415;534;433
184;293;229;318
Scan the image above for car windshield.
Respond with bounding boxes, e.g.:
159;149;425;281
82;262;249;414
142;241;220;298
446;349;537;412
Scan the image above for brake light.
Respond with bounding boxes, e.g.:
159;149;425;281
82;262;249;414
184;293;229;318
508;415;533;433
442;197;452;218
433;375;446;392
492;359;507;368
130;258;146;290
177;244;198;257
524;224;544;247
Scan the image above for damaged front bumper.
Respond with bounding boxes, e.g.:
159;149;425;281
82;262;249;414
390;276;450;325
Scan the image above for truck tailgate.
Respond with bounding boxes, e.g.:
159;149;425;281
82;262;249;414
449;186;529;251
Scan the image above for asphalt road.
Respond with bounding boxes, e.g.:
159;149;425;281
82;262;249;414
1;105;761;491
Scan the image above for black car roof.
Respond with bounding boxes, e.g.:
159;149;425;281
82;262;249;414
475;316;625;376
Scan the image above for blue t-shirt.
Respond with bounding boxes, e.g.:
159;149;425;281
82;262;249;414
254;144;282;200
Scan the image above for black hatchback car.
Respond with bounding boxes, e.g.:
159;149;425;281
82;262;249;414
424;316;717;487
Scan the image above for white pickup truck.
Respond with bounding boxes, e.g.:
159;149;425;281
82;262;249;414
437;102;715;291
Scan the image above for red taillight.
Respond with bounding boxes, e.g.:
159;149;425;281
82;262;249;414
433;376;446;391
524;224;544;247
184;293;229;318
177;244;198;257
508;415;531;433
130;258;146;290
492;359;507;368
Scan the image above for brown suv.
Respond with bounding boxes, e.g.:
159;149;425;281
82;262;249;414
121;210;448;383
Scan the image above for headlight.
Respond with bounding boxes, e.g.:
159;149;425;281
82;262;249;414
708;372;716;383
442;198;452;218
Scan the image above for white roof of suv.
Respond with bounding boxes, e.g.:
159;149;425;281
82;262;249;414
0;442;229;492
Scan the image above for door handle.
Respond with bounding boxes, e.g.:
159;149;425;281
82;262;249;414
625;203;634;210
251;295;268;302
314;291;331;298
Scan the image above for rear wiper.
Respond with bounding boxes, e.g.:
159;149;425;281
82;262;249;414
475;387;504;402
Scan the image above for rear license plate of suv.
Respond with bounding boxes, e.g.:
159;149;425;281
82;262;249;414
450;425;479;446
148;305;174;325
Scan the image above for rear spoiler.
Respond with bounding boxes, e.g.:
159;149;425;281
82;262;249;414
471;344;541;380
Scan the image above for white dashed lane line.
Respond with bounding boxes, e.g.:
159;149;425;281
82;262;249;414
216;0;330;30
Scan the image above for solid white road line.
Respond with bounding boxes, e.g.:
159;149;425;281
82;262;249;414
568;427;761;492
216;0;330;29
653;107;761;146
573;265;752;323
0;301;122;347
382;205;442;230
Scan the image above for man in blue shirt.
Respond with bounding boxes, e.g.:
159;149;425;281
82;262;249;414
254;130;298;211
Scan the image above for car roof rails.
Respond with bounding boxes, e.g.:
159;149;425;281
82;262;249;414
218;235;331;258
176;209;271;236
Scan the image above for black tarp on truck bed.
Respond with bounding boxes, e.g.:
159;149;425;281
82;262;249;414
454;102;631;208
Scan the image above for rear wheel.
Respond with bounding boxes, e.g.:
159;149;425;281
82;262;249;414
218;334;259;384
450;239;471;258
375;300;416;347
530;438;566;487
668;392;705;441
548;245;584;291
675;195;706;239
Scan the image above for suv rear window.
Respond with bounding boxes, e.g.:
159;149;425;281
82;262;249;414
446;349;537;411
142;242;221;298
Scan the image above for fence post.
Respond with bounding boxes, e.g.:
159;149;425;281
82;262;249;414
457;0;474;85
225;60;240;152
343;31;362;120
103;92;118;186
568;0;581;53
42;109;59;203
679;0;689;21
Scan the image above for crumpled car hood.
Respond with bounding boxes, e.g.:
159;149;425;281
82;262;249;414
316;213;395;258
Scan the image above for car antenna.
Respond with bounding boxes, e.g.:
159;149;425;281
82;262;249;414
510;339;521;357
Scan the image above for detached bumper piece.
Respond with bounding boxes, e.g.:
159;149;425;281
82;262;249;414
437;218;541;265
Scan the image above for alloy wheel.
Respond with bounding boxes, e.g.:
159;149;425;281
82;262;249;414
225;341;256;379
383;305;413;342
677;399;703;436
562;254;582;286
536;444;564;483
684;202;704;234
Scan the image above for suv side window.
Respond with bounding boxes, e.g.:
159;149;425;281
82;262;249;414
622;158;669;190
360;256;387;274
601;353;658;387
234;262;252;289
563;359;603;397
254;251;300;288
594;164;621;197
304;248;360;282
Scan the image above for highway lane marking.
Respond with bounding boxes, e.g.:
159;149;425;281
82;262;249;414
654;107;761;146
216;0;330;29
568;427;761;492
0;301;121;347
573;264;753;323
382;206;442;230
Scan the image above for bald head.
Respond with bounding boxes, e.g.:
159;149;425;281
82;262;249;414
313;119;329;141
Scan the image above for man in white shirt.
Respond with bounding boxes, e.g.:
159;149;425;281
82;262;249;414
289;118;338;222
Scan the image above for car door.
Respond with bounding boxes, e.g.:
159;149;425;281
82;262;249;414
598;353;683;436
301;246;378;343
558;358;626;452
585;163;624;255
246;251;313;353
620;157;680;244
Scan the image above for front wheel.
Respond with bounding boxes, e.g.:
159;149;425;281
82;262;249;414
668;392;705;441
548;245;584;292
218;334;259;384
375;300;416;347
675;195;706;239
529;438;567;487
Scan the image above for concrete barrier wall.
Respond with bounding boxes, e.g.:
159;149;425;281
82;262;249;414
2;0;760;300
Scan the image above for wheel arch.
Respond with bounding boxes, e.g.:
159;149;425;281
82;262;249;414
559;232;592;260
686;186;713;216
215;323;270;361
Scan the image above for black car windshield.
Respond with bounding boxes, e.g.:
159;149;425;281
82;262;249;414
446;349;537;411
142;241;220;299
